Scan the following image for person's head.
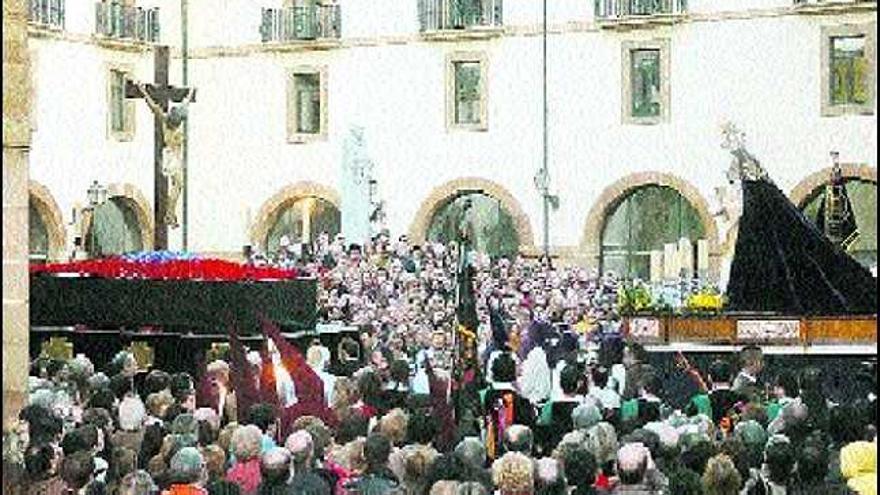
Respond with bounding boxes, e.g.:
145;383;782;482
407;411;439;445
503;425;533;454
491;353;517;384
584;422;618;466
261;447;292;484
170;373;195;404
200;444;226;480
230;424;263;461
389;359;410;385
702;454;742;495
681;437;717;475
62;425;98;456
796;435;830;486
145;391;174;419
25;444;58;481
292;416;332;461
667;466;703;495
709;359;734;386
337;414;369;445
364;432;392;472
616;442;650;485
285;430;314;469
571;403;602;431
454;437;486;470
534;457;565;495
638;373;663;399
111;446;138;483
87;387;117;412
60;451;95;490
245;402;276;436
379;408;409;447
118;395;147;432
561;447;596;487
622;342;647;368
772;370;799;400
169;447;206;485
118;470;158;495
763;436;795;486
491;452;534;495
144;370;172;396
559;365;581;396
739;345;763;375
456;482;488;495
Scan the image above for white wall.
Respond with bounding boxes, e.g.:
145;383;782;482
28;0;878;256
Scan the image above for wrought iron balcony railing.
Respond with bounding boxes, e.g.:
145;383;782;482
418;0;503;32
595;0;687;20
95;2;160;43
260;5;342;42
29;0;65;29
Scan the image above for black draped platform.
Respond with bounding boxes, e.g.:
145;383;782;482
727;178;877;315
29;275;317;332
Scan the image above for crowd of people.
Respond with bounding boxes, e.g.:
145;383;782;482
4;235;877;495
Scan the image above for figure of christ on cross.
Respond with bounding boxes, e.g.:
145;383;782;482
135;82;194;229
125;46;196;247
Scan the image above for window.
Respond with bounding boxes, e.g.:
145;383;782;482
287;67;328;142
821;24;875;117
601;185;706;280
830;36;868;106
446;52;488;130
622;39;670;124
294;74;321;133
29;200;50;264
107;66;135;141
454;62;482;125
631;49;661;118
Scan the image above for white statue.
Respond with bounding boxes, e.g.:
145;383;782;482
139;82;195;229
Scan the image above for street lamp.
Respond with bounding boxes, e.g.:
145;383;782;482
85;180;108;257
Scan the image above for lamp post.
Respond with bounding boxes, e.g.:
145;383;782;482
85;180;108;258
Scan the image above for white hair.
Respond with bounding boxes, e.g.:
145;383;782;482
118;396;147;432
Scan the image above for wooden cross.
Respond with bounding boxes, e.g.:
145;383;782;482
125;46;196;250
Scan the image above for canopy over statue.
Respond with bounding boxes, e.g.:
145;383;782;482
720;123;877;315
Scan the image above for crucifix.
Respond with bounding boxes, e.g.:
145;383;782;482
126;45;196;250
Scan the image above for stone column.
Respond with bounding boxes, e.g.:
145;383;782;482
3;0;33;428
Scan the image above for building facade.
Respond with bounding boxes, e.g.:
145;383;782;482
25;0;878;279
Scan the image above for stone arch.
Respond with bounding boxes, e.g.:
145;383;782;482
789;164;877;208
579;171;719;270
80;183;154;252
250;181;341;248
28;181;67;261
408;177;536;252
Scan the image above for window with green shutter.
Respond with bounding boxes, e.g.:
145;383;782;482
830;35;869;106
294;73;321;134
631;49;661;118
110;69;126;133
454;61;482;125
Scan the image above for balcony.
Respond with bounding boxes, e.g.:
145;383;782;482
595;0;687;29
260;5;342;45
792;0;876;14
29;0;65;30
418;0;504;40
94;2;160;44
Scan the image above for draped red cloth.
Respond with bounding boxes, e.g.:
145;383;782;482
259;317;337;438
30;258;299;281
228;323;262;423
